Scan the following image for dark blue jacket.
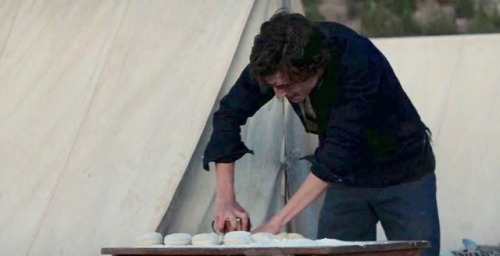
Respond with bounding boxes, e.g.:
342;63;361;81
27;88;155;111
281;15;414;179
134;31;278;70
203;22;435;187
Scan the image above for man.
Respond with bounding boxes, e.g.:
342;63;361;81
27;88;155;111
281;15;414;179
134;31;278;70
202;11;440;256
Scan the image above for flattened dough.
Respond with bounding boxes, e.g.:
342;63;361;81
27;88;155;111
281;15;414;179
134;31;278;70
287;232;305;239
251;232;276;243
276;232;288;240
191;232;222;246
275;232;306;240
137;232;164;246
223;231;253;245
164;233;191;246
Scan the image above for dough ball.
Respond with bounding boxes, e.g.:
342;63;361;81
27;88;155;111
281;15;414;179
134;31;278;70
191;232;222;246
223;231;254;245
287;233;305;239
275;232;288;240
251;232;276;243
137;232;163;246
164;233;191;246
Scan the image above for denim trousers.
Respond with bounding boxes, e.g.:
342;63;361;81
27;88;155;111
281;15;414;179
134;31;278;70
317;172;440;256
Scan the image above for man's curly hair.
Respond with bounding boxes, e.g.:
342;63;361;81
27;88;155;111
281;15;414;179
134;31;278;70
249;10;330;87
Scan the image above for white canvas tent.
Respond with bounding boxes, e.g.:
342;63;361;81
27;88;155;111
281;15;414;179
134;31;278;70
372;34;500;248
0;0;301;255
1;1;499;255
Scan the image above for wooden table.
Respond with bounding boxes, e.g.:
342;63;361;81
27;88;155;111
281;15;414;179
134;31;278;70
101;240;429;256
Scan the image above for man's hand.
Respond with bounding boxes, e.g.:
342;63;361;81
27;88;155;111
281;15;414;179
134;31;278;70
251;173;329;235
214;162;251;232
251;217;282;234
214;200;251;232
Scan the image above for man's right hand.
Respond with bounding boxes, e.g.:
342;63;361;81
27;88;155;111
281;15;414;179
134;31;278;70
213;162;251;232
214;199;250;232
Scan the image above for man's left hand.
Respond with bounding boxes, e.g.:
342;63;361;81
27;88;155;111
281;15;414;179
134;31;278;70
251;218;282;234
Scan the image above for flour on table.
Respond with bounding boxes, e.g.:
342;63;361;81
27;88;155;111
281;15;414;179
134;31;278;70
315;238;366;246
279;238;316;246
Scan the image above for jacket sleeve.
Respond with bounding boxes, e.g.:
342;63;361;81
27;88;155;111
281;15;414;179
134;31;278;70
307;39;382;183
202;66;274;170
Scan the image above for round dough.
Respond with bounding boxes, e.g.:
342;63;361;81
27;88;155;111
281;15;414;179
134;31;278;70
137;232;163;246
251;232;276;243
287;233;305;239
191;232;222;246
164;233;191;246
275;232;288;240
223;231;254;245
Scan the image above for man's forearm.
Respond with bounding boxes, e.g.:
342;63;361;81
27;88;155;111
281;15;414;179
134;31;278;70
215;162;236;202
273;172;329;227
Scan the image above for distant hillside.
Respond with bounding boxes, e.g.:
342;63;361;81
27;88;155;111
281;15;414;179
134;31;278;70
303;0;500;37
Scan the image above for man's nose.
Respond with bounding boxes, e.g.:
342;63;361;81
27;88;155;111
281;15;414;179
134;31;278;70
273;87;287;98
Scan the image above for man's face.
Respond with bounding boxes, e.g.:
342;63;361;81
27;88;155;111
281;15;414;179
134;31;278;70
263;70;320;103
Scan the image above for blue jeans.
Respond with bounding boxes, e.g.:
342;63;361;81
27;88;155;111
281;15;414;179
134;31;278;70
317;172;440;256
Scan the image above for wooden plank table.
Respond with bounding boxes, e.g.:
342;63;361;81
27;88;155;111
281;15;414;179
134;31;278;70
101;240;429;256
